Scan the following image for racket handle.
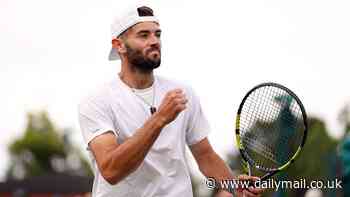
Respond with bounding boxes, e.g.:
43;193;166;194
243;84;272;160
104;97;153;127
261;171;278;181
248;171;279;187
215;171;279;191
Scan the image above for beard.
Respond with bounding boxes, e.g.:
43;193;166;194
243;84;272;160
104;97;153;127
125;43;161;73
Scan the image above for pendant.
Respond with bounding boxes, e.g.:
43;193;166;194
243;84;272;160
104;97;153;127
150;107;157;114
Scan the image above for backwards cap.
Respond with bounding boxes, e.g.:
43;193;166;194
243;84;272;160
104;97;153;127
108;5;159;61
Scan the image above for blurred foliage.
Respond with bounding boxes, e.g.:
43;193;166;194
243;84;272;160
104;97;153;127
191;104;348;197
281;117;339;197
338;104;350;196
5;105;348;197
286;118;338;180
339;136;350;196
192;116;341;197
6;111;92;180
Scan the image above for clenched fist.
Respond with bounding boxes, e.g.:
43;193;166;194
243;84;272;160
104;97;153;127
155;89;188;125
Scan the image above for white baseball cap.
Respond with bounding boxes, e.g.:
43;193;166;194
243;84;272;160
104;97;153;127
108;5;159;61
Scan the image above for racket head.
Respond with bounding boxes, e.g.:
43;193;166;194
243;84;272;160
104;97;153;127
235;82;308;174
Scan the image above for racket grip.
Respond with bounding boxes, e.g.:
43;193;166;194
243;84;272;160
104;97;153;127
248;171;278;187
260;171;278;181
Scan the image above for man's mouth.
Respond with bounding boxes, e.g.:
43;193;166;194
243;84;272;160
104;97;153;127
146;48;160;55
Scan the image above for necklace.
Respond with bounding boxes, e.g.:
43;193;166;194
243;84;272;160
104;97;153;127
132;86;157;114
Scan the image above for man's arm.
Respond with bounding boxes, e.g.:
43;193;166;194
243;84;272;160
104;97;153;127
89;114;164;185
190;138;262;197
190;138;234;181
89;89;187;185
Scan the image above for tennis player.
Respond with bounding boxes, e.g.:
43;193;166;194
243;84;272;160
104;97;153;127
78;4;263;197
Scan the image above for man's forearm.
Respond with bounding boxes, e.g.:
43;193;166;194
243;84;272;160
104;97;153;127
199;152;234;181
198;151;236;196
192;139;262;197
101;113;166;184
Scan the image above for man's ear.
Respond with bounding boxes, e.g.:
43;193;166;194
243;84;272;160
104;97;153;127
112;38;127;55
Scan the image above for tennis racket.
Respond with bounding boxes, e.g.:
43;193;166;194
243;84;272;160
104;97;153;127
235;82;308;185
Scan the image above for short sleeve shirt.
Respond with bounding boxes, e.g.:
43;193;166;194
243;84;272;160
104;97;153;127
78;75;210;197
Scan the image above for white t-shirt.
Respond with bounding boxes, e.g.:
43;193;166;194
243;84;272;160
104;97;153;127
78;75;210;197
132;85;155;107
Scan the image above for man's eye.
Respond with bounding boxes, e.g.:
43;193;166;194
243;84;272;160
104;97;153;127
156;33;161;38
140;34;148;38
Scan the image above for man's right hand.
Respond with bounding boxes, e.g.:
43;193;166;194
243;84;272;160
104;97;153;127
155;89;188;125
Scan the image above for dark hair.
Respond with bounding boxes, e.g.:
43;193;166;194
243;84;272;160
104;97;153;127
137;6;154;16
118;6;155;39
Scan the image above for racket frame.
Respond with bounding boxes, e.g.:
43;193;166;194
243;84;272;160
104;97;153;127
235;82;308;181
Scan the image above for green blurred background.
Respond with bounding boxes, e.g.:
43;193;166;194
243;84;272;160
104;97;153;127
1;0;350;196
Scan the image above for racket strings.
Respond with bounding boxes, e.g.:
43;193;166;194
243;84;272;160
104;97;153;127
244;88;282;125
242;134;279;165
239;86;305;170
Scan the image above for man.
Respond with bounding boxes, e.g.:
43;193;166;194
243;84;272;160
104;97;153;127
78;4;263;197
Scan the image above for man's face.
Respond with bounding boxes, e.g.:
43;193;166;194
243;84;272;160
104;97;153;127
121;22;161;72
